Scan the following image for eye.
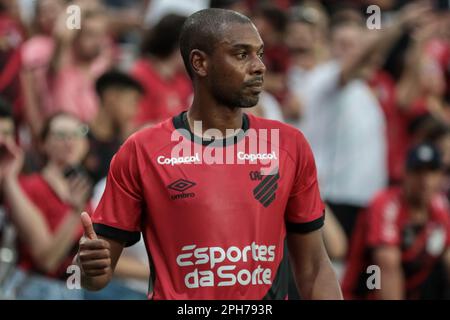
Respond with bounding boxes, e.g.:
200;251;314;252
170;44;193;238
236;52;248;60
257;51;264;59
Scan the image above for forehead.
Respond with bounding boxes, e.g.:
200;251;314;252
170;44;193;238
50;116;82;129
218;23;264;49
332;24;363;39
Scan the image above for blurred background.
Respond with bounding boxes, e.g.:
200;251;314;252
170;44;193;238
0;0;450;300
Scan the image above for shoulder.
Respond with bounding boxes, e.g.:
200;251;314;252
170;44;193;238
247;112;312;147
371;188;399;206
21;36;54;68
306;60;341;82
368;188;402;223
431;194;450;221
247;113;305;139
246;114;313;167
19;173;43;186
18;174;46;195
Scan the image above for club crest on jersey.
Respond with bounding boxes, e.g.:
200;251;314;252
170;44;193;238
252;169;280;208
168;179;196;200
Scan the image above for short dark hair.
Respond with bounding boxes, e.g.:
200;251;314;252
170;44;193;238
95;70;144;99
179;8;252;78
0;96;13;120
255;4;288;34
141;14;187;59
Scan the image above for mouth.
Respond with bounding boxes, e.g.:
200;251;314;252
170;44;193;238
248;86;263;93
246;81;264;92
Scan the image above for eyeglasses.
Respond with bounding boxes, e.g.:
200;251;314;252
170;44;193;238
0;129;14;138
49;125;89;140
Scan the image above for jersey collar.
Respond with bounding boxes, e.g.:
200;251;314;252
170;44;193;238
172;111;250;147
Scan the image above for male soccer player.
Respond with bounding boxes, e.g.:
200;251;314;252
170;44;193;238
76;8;342;300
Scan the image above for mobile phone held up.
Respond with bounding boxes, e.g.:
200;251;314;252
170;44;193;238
63;165;87;179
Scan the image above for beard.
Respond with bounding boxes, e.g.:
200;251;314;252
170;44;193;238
210;83;261;109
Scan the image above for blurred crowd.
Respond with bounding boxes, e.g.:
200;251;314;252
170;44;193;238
0;0;450;300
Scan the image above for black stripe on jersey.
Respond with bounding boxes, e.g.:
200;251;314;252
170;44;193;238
262;241;290;300
93;223;141;247
253;173;280;200
172;111;250;147
262;192;276;207
259;183;278;204
286;214;325;234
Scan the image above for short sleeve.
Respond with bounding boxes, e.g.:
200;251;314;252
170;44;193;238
285;132;325;233
446;217;450;248
366;193;400;247
431;195;450;247
18;175;51;215
444;212;450;248
92;136;143;247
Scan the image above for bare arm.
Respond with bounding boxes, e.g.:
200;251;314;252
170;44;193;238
287;229;343;299
1;143;82;272
340;2;430;86
76;213;125;291
322;206;348;260
20;70;45;141
373;246;404;299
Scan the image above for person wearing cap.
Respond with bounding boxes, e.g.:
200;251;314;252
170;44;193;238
341;143;450;299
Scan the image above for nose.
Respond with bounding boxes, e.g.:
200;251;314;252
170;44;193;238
250;54;266;75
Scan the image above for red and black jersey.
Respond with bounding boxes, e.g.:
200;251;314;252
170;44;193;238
92;111;325;300
342;187;450;300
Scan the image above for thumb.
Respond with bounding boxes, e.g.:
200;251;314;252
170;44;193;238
80;212;97;240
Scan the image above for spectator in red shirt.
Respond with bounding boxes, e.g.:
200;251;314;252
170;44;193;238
0;1;25;120
85;70;143;184
1;112;92;299
131;14;192;127
342;143;450;299
49;3;113;123
0;97;18;294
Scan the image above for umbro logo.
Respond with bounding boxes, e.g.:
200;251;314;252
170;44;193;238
168;179;196;192
168;179;196;200
252;171;280;208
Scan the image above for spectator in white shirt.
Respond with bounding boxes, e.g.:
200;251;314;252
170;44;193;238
288;4;430;238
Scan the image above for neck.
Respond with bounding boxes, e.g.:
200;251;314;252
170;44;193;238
403;187;427;211
42;162;70;201
42;161;66;181
45;160;64;171
188;91;244;137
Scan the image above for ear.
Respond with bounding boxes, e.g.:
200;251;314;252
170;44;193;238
190;49;208;77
